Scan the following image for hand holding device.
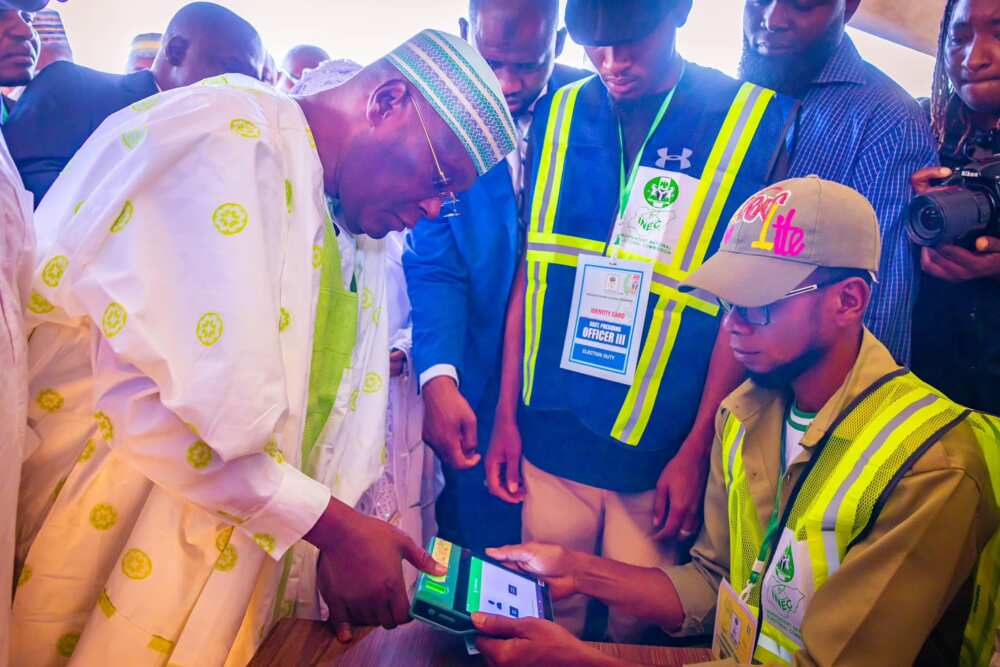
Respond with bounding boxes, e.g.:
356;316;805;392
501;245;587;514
411;537;554;634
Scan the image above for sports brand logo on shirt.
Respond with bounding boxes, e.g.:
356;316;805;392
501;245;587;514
655;147;693;171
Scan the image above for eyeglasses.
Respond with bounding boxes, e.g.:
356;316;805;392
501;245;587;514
718;279;843;326
411;96;462;220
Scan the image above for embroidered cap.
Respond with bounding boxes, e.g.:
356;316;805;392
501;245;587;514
680;176;881;307
386;29;516;176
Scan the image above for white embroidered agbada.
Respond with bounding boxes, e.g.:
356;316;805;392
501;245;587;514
14;28;517;667
13;74;390;667
0;121;36;667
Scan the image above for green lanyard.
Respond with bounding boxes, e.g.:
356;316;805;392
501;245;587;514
615;70;684;220
743;408;790;595
0;100;8;127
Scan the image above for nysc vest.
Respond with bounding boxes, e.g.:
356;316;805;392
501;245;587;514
723;369;1000;665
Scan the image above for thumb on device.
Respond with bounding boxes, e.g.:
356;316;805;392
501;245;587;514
402;536;447;576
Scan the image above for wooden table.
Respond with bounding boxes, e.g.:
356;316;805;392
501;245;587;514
251;619;713;667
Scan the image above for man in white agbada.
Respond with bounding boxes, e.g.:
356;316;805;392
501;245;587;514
14;29;515;666
294;61;444;582
0;2;54;666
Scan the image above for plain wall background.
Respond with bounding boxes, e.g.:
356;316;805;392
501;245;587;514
55;0;936;97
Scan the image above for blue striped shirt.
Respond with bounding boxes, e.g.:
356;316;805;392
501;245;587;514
787;36;938;364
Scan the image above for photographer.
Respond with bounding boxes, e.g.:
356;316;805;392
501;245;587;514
911;0;1000;416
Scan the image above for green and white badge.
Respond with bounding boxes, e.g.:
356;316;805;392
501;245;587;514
609;167;699;263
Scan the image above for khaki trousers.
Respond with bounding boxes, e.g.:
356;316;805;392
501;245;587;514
521;459;677;641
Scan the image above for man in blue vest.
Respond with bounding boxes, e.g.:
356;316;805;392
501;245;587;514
484;0;797;638
469;177;1000;667
403;0;588;551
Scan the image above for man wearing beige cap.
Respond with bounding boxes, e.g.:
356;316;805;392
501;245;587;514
470;177;1000;667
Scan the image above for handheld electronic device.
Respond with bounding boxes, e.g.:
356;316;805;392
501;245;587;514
410;536;555;635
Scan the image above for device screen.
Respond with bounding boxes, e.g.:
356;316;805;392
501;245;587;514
464;554;541;618
414;537;546;622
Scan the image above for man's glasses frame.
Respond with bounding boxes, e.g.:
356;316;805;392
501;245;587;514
411;96;462;220
718;278;846;327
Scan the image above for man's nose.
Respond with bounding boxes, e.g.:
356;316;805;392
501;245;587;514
760;2;792;32
496;66;523;97
723;308;754;334
601;46;633;76
419;196;443;221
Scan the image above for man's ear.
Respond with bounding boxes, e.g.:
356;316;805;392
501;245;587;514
834;278;871;326
366;79;410;128
459;17;470;42
844;0;862;23
555;27;567;59
163;35;189;67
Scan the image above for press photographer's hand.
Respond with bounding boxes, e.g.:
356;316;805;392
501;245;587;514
922;236;1000;282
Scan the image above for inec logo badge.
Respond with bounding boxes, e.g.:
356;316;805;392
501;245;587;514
775;545;795;583
643;176;680;210
770;584;805;617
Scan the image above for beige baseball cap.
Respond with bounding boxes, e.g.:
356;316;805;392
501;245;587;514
681;176;881;308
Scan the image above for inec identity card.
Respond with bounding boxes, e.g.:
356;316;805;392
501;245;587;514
712;578;758;663
560;254;651;385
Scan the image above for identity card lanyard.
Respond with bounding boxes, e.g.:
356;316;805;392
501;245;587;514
611;65;685;249
740;408;790;602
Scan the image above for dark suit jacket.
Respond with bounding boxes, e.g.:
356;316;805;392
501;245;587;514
403;63;591;417
5;61;158;206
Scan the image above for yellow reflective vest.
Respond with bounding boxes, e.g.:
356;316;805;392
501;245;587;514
722;369;1000;665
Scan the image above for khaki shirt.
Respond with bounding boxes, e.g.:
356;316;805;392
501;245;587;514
666;330;999;666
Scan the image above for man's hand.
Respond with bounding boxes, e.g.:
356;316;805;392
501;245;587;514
922;237;1000;283
305;499;446;642
911;166;952;195
652;442;709;542
421;376;480;469
486;543;579;601
473;614;614;667
485;417;525;503
389;349;407;378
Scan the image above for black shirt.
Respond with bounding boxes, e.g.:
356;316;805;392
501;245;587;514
910;98;1000;415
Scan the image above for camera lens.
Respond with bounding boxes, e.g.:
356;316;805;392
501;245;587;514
907;186;993;247
917;206;944;234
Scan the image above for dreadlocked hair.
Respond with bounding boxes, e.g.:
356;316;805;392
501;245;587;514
931;0;976;153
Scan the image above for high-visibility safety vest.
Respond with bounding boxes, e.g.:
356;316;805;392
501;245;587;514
964;413;1000;667
722;369;1000;665
521;65;796;450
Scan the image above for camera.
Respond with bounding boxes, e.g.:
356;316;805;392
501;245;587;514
907;157;1000;247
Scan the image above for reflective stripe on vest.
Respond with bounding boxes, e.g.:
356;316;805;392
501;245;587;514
962;413;1000;667
721;372;971;665
522;80;775;447
522;78;589;404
